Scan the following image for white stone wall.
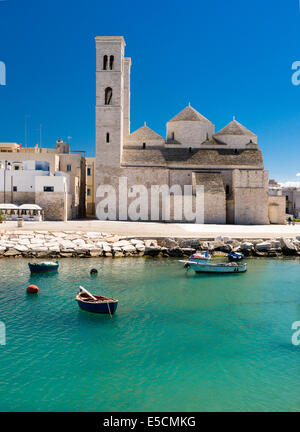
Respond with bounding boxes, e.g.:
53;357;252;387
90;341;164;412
166;120;215;147
232;169;269;224
268;196;286;224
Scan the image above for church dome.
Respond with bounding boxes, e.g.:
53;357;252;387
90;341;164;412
166;105;214;147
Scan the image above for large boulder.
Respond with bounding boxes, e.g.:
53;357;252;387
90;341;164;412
105;236;120;243
144;246;161;257
112;240;131;248
210;240;231;253
130;239;144;245
168;247;184;257
179;239;200;249
241;242;254;251
145;240;158;248
135;243;145;252
240;242;254;256
256;242;271;252
121;244;136;253
4;248;21;257
160;238;179;249
280;238;298;256
272;240;281;250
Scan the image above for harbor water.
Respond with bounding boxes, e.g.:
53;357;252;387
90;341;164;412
0;257;299;412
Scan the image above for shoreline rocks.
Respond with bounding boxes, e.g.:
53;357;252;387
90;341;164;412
0;232;299;259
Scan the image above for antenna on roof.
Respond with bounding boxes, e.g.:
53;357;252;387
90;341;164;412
233;116;236;121
188;102;191;107
144;121;146;126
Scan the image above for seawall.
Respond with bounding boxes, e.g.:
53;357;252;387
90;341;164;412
0;231;300;258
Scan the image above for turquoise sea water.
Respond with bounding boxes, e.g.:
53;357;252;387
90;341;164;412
0;257;300;412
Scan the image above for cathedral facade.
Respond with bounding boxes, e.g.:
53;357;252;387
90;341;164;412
95;36;285;224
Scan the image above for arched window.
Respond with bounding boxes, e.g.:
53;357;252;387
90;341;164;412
171;132;175;140
105;87;112;105
106;132;110;143
103;55;108;70
109;55;114;70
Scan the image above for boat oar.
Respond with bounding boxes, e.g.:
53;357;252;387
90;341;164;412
79;285;97;301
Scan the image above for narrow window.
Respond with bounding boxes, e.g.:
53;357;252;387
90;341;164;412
234;149;238;154
67;164;71;172
105;87;112;105
87;168;91;176
171;132;175;140
226;185;230;195
13;186;17;192
103;55;108;70
44;186;54;192
189;147;192;153
106;132;110;143
109;55;114;70
142;143;146;149
14;166;20;171
87;188;91;196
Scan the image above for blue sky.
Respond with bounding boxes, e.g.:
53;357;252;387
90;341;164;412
0;0;299;183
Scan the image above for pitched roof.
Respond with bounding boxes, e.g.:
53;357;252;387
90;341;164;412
127;125;164;142
121;148;264;169
168;105;211;123
214;119;256;137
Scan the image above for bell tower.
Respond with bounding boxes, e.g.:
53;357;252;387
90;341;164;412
95;36;127;180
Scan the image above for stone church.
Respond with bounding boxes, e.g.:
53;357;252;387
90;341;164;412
95;36;285;224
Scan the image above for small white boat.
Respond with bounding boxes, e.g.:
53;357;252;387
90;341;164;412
187;261;247;274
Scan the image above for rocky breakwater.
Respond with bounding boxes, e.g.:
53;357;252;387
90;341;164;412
0;232;300;259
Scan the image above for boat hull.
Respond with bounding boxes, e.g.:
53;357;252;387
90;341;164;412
76;294;118;314
29;263;59;273
190;262;247;273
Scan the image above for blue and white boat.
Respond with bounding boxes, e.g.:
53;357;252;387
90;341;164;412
76;286;118;315
187;261;247;274
28;261;59;273
228;252;244;262
182;250;211;269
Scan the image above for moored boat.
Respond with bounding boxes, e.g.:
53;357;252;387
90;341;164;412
188;261;247;274
181;250;211;268
28;261;59;273
76;286;118;315
228;252;245;262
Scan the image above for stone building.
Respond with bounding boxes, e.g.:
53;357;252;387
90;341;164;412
282;187;300;218
0;140;96;220
85;157;96;217
95;36;285;224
